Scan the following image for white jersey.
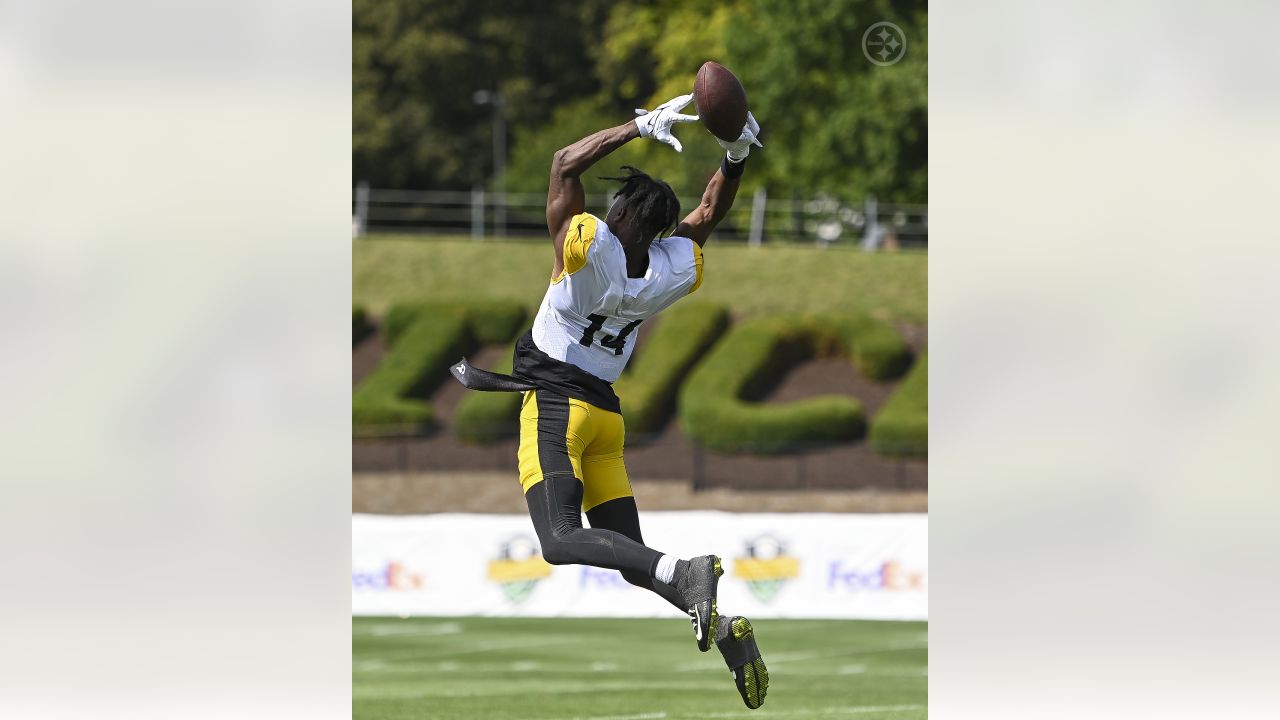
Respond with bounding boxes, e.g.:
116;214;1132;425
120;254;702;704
532;212;704;382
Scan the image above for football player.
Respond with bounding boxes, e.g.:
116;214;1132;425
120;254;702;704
452;93;767;709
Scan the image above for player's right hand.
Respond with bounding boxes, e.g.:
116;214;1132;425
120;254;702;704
635;93;700;153
717;112;763;162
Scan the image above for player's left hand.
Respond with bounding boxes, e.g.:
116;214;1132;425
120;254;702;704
718;112;763;163
635;93;699;153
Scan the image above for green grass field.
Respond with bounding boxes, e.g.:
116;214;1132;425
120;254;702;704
353;236;927;324
353;616;927;719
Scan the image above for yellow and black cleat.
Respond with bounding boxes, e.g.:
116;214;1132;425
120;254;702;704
715;616;769;709
674;555;723;652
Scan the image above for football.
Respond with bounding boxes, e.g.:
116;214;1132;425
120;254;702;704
694;61;749;143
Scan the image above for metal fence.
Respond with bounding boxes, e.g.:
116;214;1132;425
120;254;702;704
353;184;927;249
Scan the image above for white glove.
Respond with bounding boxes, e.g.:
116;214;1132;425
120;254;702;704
635;93;699;153
718;111;763;162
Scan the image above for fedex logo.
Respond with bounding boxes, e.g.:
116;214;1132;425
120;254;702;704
827;560;925;592
352;561;425;591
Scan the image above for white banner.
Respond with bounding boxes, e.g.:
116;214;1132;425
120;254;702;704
352;512;927;620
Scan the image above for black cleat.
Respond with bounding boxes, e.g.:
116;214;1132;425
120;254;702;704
673;555;723;652
716;615;769;709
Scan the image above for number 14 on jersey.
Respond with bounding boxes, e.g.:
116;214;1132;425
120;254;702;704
578;313;642;355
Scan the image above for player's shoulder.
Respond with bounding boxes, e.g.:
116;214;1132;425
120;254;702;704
655;234;699;266
563;211;600;240
559;212;620;281
565;213;621;246
654;235;704;294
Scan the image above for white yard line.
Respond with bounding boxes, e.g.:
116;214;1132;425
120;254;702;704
352;682;711;700
671;642;925;673
355;621;462;637
700;704;926;718
437;635;579;657
678;643;926;673
673;658;724;672
765;642;928;664
547;707;670;712
357;635;578;661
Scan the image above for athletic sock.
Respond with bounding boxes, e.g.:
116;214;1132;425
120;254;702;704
654;554;680;585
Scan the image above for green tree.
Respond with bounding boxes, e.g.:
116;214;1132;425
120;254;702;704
724;0;927;202
353;0;611;188
505;0;926;204
355;0;927;204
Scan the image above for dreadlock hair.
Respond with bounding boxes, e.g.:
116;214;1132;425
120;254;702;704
598;165;680;243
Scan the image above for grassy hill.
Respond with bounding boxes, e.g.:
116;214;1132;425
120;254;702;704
353;236;926;324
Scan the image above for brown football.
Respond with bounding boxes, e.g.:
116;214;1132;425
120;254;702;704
694;61;749;143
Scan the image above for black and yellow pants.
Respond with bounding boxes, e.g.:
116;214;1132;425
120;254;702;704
517;390;683;609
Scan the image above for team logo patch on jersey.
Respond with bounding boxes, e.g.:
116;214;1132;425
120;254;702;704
733;534;800;603
487;535;552;603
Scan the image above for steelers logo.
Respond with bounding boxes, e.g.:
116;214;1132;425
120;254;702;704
862;21;907;67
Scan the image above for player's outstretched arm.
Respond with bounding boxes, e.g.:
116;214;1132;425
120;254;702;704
546;94;698;277
674;112;762;248
546;121;639;264
674;166;741;249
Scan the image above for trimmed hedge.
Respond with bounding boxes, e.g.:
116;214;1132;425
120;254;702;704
458;299;529;344
353;300;527;432
452;325;530;444
678;312;908;454
832;313;912;380
869;353;927;458
352;309;468;430
353;305;371;345
382;299;526;347
615;303;730;435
